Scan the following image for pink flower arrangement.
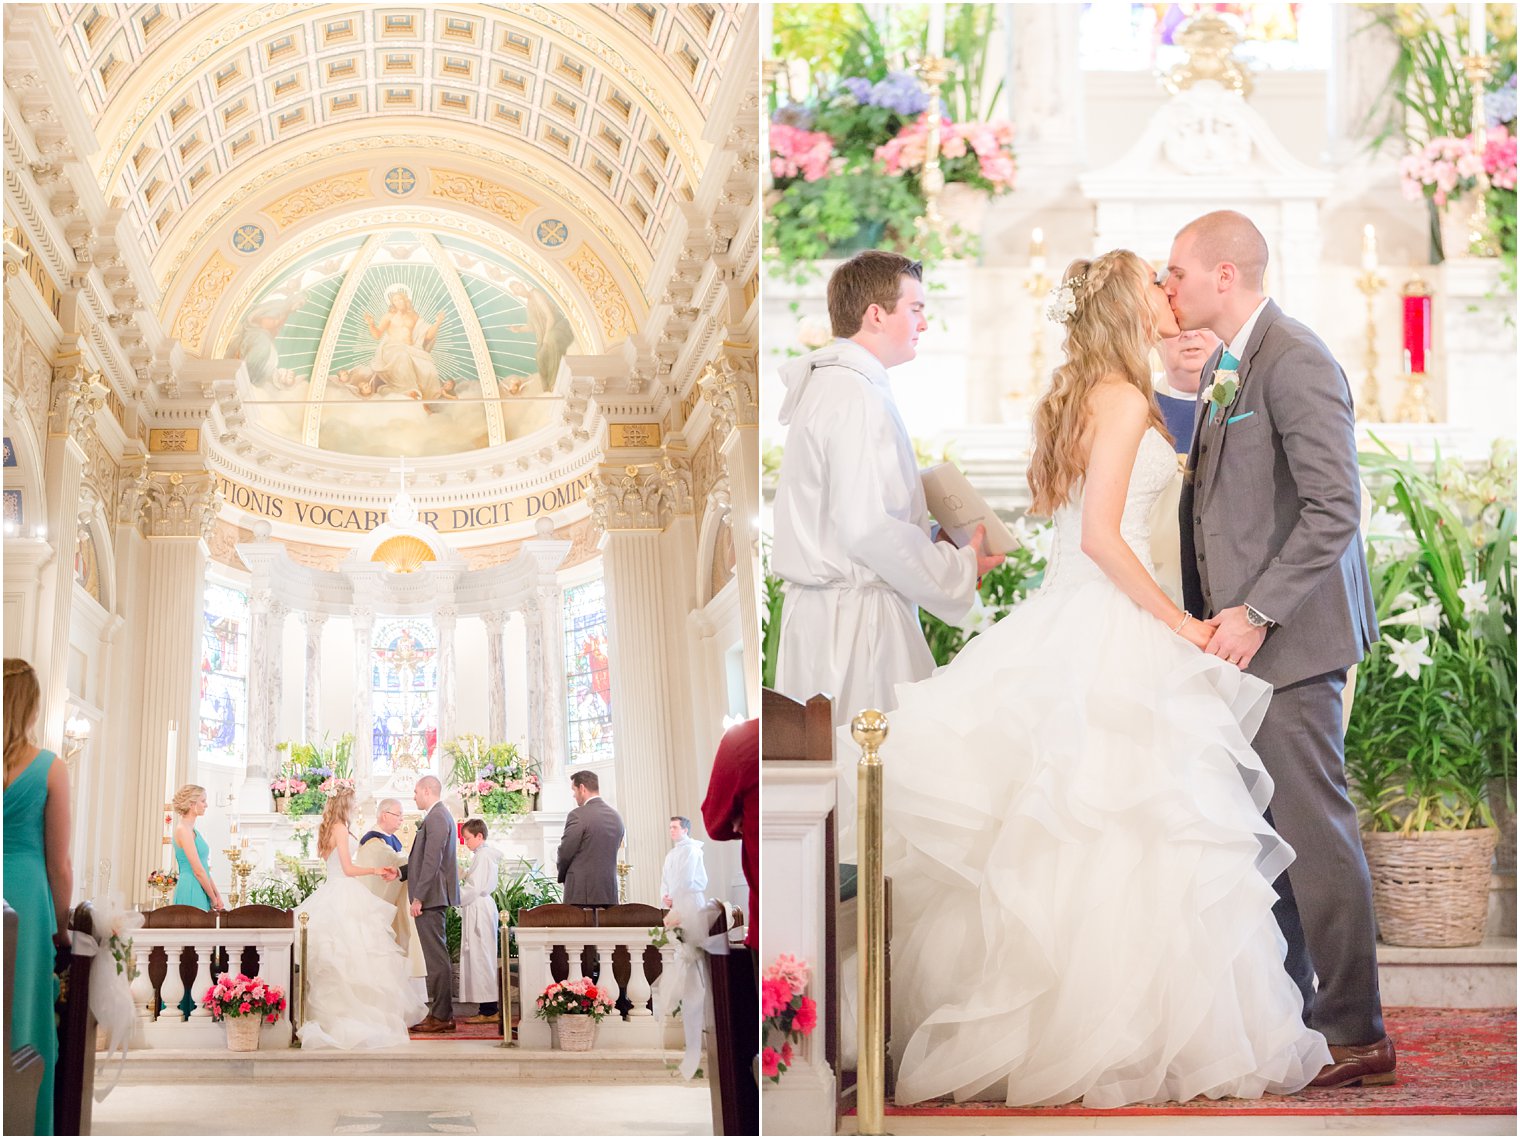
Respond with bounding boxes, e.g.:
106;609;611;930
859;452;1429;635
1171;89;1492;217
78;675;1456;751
1399;135;1487;205
771;123;834;183
533;977;616;1023
317;777;356;796
761;955;818;1084
1483;125;1517;191
269;777;307;797
203;973;286;1024
876;113;1019;192
475;779;498;795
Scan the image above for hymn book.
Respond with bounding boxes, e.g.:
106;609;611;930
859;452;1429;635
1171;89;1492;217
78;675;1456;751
921;463;1017;556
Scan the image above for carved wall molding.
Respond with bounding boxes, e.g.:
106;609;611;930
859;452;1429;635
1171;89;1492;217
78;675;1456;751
168;251;236;355
429;171;535;225
263;170;372;228
565;245;635;341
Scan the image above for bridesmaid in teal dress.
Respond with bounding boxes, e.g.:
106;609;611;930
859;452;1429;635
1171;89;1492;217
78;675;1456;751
3;658;74;1136
170;783;224;912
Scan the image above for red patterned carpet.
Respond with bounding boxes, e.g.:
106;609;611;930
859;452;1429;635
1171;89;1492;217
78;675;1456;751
871;1008;1516;1117
407;1015;513;1041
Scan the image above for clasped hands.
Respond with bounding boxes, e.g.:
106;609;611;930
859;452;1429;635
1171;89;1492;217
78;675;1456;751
375;865;400;882
1181;605;1267;669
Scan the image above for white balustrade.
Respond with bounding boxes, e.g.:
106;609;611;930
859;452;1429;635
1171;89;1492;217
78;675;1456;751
131;927;295;1049
513;925;677;1051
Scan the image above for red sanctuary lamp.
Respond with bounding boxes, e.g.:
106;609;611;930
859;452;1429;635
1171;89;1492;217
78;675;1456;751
1399;274;1436;423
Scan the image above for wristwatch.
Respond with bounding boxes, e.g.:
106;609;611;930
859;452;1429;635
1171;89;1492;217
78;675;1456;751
1245;605;1275;629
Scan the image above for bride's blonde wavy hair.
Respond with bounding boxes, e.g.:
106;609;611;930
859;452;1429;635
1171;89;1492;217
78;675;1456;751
317;789;355;860
1027;249;1173;516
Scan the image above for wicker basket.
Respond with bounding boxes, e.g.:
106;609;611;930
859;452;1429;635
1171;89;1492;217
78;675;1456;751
273;797;288;814
553;1016;597;1052
224;1017;261;1052
1362;827;1498;948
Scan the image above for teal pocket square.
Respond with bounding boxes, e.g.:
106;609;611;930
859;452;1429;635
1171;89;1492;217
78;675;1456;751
1226;411;1255;425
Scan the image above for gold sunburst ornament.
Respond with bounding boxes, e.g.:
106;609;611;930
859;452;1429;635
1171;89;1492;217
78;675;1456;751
372;534;436;574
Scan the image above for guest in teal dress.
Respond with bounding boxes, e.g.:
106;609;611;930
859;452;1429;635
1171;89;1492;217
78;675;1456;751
3;658;74;1136
171;784;224;912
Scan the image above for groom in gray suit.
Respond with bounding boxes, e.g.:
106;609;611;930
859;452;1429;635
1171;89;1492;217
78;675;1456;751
406;774;459;1032
1166;211;1392;1089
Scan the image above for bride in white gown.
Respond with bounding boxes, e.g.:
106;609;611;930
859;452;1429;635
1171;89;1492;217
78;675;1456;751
296;789;427;1049
882;250;1331;1108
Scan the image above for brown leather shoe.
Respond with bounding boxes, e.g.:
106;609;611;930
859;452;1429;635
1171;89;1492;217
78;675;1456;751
1310;1035;1396;1089
411;1016;454;1034
461;1013;499;1024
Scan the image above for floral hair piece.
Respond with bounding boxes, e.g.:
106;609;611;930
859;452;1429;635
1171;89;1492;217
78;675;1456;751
1044;273;1088;325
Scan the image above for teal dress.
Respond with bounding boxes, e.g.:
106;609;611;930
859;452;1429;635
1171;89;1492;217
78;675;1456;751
172;829;212;910
3;750;58;1135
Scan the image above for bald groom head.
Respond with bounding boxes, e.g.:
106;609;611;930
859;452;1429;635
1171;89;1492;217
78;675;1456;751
1174;210;1268;292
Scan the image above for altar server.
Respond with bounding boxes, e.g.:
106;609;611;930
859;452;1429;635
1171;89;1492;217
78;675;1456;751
457;818;503;1025
772;250;1003;728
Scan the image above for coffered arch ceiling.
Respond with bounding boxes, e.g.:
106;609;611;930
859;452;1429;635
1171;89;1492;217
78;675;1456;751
43;1;748;321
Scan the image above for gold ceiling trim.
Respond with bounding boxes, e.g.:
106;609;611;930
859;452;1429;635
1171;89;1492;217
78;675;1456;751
264;170;373;229
156;132;647;304
206;207;601;361
169;251;237;356
429;171;535;226
565;244;634;341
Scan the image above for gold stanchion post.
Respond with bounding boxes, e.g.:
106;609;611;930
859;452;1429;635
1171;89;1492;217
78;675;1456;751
499;911;515;1047
852;709;889;1136
297;910;310;1043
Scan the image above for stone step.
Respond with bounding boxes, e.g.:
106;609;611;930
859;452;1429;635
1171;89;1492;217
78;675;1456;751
1377;935;1516;1008
105;1043;693;1084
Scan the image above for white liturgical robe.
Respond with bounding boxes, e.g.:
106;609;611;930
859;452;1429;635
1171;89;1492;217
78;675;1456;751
660;835;708;909
773;338;977;728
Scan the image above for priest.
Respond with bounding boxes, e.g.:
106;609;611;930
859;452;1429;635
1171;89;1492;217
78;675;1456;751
356;797;427;979
772;250;1003;729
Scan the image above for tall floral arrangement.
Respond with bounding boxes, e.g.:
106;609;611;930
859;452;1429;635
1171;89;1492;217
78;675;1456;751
445;734;540;824
1347;439;1516;833
273;733;355;816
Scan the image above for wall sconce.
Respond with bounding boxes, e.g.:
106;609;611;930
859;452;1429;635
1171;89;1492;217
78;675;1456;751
62;714;91;769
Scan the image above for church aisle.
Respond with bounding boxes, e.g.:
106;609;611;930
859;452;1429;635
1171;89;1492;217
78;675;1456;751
93;1078;712;1136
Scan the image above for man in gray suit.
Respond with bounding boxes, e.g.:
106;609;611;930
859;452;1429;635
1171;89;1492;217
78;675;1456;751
406;774;459;1032
1167;211;1391;1089
556;770;624;906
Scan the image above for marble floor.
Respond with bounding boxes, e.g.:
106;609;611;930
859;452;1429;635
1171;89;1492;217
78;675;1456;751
92;1080;714;1136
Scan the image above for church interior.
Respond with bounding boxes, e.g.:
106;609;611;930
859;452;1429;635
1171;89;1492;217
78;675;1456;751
4;2;759;1135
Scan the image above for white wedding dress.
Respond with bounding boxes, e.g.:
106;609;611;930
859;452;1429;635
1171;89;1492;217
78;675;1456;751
295;846;427;1050
882;428;1331;1108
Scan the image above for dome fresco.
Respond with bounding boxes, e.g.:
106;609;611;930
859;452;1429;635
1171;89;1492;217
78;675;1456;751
226;230;574;458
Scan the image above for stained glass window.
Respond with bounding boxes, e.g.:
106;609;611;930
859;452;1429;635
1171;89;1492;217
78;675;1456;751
199;583;249;764
1079;3;1330;72
370;619;438;776
564;578;613;768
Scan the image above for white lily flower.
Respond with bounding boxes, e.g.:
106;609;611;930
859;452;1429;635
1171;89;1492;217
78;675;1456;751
1458;576;1490;618
957;594;998;636
1385;634;1434;680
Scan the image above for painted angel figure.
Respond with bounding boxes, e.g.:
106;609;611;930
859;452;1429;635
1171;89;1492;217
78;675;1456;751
364;285;455;411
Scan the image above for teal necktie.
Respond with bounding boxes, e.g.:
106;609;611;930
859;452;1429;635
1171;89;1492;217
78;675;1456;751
1218;350;1241;371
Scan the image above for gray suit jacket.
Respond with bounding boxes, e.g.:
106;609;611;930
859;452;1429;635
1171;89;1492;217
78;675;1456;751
1179;299;1378;689
556;796;624;906
406;801;460;910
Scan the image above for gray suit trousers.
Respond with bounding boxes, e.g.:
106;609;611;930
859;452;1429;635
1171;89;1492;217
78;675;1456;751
415;906;453;1022
1255;668;1385;1045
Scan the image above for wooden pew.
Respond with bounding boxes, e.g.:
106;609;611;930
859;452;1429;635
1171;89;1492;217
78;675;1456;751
705;902;758;1136
3;901;44;1137
54;902;98;1136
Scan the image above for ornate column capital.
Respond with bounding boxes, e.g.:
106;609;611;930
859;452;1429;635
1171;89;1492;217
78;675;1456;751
588;460;694;536
435;605;459;628
143;471;220;540
699;349;759;437
350;605;375;630
250;588;274;615
49;364;108;442
302;610;328;632
482;610;507;635
268;598;289;623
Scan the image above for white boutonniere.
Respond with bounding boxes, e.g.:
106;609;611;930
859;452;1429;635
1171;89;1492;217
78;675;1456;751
1201;369;1241;423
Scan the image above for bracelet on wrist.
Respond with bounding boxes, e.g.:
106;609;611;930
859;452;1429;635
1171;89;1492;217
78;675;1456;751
1171;611;1192;634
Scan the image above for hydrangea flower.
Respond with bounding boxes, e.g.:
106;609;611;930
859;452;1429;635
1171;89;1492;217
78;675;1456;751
869;71;931;116
838;77;873;104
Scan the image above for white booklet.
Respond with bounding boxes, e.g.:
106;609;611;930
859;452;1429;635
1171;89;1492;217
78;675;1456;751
921;463;1017;556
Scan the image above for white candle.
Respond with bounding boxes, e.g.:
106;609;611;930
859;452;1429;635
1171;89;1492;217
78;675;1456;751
760;1;773;56
1471;2;1486;51
1031;226;1047;274
1362;223;1378;272
927;3;946;59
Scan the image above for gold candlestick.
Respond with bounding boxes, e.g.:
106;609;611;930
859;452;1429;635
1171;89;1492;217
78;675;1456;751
616;860;631;905
1354;269;1387;421
1023;269;1052;397
222;845;244;908
917;54;953;243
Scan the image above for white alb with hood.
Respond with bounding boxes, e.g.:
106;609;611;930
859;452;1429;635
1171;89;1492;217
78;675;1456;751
772;338;977;728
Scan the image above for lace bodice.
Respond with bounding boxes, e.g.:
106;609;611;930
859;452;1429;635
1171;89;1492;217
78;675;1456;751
1041;429;1179;591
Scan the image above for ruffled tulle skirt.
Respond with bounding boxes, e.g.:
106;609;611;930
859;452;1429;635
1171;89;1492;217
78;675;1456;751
296;875;427;1050
882;575;1331;1108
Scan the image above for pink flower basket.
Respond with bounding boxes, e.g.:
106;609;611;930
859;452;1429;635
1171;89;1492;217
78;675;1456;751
554;1015;597;1052
225;1017;260;1052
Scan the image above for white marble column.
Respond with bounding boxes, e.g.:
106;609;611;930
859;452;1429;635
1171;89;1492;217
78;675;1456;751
246;590;278;780
591;465;688;904
302;611;326;743
523;597;545;763
435;605;457;766
482;610;507;742
351;606;375;785
129;475;215;907
537;585;569;800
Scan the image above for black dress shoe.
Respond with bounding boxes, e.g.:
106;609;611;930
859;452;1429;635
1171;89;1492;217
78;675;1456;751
1310;1035;1396;1088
